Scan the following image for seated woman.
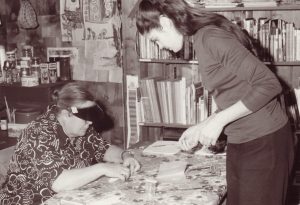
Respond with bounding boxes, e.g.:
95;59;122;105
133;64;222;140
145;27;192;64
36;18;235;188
0;82;141;205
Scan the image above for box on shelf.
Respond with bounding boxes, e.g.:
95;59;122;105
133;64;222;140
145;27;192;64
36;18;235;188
7;123;27;138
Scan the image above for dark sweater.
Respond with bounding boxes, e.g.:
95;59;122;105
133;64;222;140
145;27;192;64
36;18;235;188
194;25;288;144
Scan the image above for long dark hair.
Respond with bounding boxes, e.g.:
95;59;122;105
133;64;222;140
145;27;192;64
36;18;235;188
136;0;254;51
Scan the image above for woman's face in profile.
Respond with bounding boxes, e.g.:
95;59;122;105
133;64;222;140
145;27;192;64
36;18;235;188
63;101;95;138
145;16;184;53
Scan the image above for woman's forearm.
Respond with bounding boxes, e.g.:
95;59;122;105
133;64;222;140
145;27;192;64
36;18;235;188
51;163;106;192
103;145;124;163
215;100;253;126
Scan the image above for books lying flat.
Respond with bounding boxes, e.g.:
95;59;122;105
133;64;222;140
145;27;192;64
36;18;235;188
142;140;181;156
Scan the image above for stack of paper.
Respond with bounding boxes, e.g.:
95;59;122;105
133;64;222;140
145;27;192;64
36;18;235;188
142;141;181;156
156;161;188;183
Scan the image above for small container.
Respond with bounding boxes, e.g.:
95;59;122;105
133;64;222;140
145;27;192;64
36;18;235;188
31;57;40;83
49;55;61;78
6;51;16;62
21;76;39;87
40;63;49;84
59;56;71;81
48;62;57;83
145;178;157;203
0;118;8;130
20;57;31;71
21;66;30;77
22;45;33;58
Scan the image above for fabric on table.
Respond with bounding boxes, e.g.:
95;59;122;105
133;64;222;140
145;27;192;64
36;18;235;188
43;146;227;205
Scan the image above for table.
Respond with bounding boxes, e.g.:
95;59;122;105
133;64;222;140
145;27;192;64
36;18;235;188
43;143;226;205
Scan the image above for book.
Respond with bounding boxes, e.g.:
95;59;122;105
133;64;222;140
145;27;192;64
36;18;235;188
142;140;181;156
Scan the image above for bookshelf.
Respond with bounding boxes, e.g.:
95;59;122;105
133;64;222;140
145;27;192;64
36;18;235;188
123;2;300;144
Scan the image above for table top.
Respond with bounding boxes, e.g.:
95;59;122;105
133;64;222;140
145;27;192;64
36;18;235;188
43;143;226;205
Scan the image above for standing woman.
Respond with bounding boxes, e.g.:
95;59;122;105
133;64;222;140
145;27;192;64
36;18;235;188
135;0;294;204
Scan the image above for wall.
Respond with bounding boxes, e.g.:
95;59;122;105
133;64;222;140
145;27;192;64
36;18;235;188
0;0;125;146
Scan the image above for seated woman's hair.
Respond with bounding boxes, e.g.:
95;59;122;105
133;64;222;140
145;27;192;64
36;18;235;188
52;82;95;111
51;82;114;132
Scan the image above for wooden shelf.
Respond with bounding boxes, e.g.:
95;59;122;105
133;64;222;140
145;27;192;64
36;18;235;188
140;59;300;66
201;4;300;12
139;59;199;64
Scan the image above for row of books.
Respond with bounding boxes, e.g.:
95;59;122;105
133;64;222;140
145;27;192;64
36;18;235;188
138;17;300;62
138;77;217;125
243;18;300;62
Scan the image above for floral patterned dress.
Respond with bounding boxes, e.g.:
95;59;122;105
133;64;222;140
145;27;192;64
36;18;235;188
0;106;110;205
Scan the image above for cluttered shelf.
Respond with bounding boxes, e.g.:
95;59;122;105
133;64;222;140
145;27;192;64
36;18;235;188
0;81;69;88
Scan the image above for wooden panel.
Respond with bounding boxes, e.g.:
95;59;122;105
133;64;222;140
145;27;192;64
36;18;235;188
121;0;140;75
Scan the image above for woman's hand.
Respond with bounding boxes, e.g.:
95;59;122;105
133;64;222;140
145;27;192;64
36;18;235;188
122;153;141;175
179;113;224;151
100;163;131;181
197;113;224;146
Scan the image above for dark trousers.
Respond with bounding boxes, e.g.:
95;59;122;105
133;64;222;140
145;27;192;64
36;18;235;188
226;122;295;205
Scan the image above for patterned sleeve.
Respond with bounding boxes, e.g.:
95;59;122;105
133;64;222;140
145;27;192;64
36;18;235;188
13;121;71;195
75;126;111;164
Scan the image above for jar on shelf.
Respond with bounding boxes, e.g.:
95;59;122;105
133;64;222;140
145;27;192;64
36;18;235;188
15;59;21;83
20;66;30;77
22;45;33;58
20;57;31;75
6;50;16;63
3;60;13;84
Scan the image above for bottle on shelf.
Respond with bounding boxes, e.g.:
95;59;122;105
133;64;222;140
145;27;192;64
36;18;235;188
31;57;41;84
59;55;71;81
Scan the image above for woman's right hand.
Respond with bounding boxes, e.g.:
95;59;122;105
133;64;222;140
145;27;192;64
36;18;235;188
99;163;131;181
178;124;200;151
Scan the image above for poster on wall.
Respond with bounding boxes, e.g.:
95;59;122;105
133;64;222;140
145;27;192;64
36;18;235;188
60;0;122;83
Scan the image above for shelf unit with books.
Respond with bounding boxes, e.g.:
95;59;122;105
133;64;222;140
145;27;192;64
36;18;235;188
123;2;300;147
134;4;300;141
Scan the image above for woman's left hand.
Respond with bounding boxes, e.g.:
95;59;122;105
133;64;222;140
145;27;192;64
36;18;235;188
122;155;141;175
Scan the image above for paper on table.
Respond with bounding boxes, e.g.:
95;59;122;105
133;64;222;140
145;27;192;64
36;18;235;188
156;161;188;183
142;140;181;156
